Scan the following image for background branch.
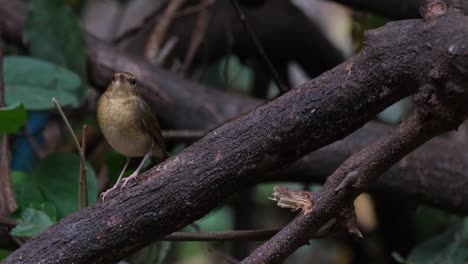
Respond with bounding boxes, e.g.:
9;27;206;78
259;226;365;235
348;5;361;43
330;0;467;19
1;1;468;262
245;102;467;263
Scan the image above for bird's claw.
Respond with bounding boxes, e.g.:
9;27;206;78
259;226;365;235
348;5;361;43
100;187;115;202
120;173;138;190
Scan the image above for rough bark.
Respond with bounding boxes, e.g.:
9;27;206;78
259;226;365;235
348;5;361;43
0;0;465;221
1;1;468;263
3;2;468;263
243;3;468;263
245;106;467;263
280;122;468;215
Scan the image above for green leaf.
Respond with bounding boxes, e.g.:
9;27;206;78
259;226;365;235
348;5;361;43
392;252;409;264
19;153;97;218
23;0;87;100
407;220;468;264
10;202;56;237
0;102;27;137
11;171;45;207
0;249;11;261
3;56;81;110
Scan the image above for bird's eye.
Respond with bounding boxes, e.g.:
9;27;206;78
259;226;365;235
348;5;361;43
129;79;136;86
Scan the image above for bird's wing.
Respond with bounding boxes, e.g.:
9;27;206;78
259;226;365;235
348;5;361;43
138;98;168;158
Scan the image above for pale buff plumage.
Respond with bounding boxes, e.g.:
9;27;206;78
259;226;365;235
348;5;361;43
97;72;167;200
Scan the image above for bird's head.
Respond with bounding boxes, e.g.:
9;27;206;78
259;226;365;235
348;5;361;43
107;72;138;97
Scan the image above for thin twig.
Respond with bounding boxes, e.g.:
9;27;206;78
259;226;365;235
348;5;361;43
24;128;46;159
79;124;88;209
181;0;211;75
144;0;187;63
175;0;215;17
113;0;215;45
162;130;205;140
190;223;240;263
9;235;24;247
245;106;467;262
52;98;87;169
223;21;234;88
229;0;288;94
159;229;279;241
0;216;16;227
0;49;17;216
154;36;179;66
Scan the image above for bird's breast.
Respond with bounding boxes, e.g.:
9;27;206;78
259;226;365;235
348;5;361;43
97;95;152;157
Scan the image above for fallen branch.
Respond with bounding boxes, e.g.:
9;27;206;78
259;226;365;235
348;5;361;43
243;2;468;262
0;0;465;217
245;106;467;263
1;1;468;263
274;122;468;214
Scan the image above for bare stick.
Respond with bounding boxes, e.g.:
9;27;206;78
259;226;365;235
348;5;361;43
0;49;17;216
162;129;205;140
229;0;288;94
181;0;211;75
79;125;89;209
160;229;278;241
144;0;187;63
52;98;88;210
244;105;468;263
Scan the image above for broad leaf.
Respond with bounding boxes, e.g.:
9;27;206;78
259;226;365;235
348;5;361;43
18;153;97;218
402;219;468;264
10;202;56;237
23;0;87;99
0;102;27;137
3;56;81;110
11;171;44;207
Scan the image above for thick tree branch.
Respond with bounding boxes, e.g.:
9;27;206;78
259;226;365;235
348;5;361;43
245;105;467;263
1;1;468;263
2;3;468;263
0;0;465;218
330;0;466;19
243;3;468;262
276;122;468;214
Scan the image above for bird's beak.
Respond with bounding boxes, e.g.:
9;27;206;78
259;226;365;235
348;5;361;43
118;74;125;82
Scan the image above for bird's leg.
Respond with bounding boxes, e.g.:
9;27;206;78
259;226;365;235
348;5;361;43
100;157;131;201
121;150;152;189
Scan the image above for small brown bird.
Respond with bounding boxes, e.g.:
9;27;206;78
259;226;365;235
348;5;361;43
97;72;168;200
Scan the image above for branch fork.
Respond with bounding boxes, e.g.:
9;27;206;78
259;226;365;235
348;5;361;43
270;186;313;214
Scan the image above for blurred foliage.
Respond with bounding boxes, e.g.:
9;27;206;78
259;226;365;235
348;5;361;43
129;241;172;264
176;206;233;259
0;250;10;261
1;0;92;246
4;56;81;109
395;218;468;264
0;1;467;264
23;0;87;100
0;102;27;137
12;153;97;219
10;202;56;237
199;55;254;94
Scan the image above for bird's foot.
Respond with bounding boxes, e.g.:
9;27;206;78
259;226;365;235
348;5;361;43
100;185;119;202
120;172;139;190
